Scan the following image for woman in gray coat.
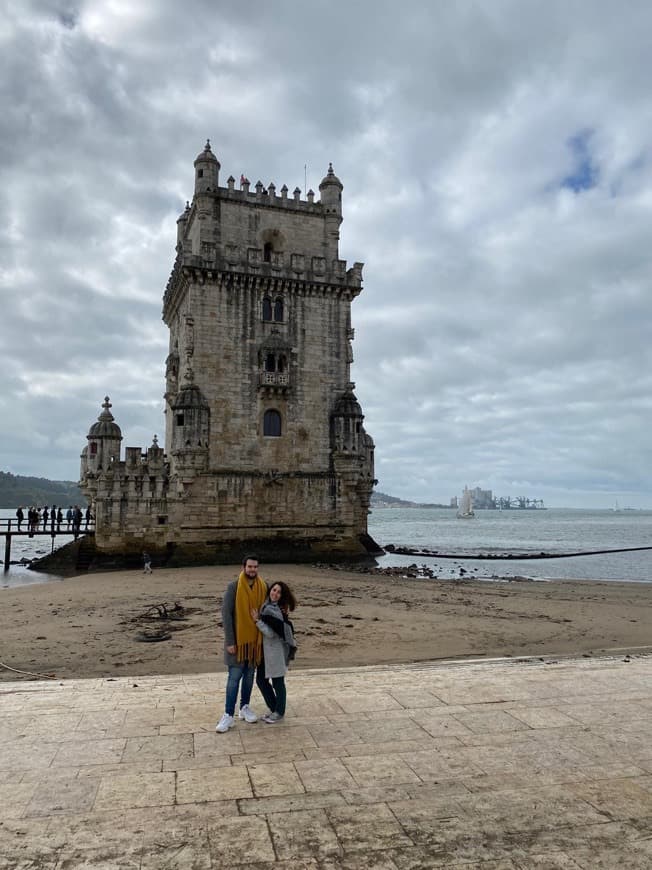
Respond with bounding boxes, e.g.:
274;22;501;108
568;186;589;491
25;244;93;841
251;582;297;723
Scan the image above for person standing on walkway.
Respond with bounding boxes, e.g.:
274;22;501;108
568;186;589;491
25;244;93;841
143;551;152;574
252;582;297;723
216;555;267;733
15;506;24;530
71;506;82;537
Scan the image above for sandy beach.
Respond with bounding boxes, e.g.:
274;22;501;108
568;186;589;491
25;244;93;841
1;564;650;682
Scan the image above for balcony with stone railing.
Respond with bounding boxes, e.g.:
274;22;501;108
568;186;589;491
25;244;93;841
259;371;289;392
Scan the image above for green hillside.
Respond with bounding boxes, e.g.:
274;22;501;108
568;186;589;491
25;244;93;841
371;490;448;508
0;471;85;508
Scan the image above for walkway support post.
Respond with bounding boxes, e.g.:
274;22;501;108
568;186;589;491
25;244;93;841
4;533;11;572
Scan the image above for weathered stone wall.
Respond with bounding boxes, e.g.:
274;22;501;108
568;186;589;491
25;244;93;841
170;279;353;472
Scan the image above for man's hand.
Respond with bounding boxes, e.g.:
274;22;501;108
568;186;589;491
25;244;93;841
226;645;236;654
251;608;259;621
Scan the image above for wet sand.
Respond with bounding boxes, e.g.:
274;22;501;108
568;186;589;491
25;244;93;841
1;564;650;680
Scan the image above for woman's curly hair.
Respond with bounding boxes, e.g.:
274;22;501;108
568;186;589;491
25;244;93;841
269;581;297;612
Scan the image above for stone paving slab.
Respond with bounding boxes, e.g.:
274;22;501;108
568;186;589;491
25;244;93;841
1;655;652;868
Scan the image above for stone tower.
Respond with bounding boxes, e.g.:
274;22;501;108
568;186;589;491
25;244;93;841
80;141;377;563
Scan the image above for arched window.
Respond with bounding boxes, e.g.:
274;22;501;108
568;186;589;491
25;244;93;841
263;409;282;437
263;242;272;262
273;297;284;322
265;354;276;372
262;296;272;321
89;442;97;456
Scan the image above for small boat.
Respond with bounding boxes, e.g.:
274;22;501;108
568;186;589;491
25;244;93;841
457;486;475;518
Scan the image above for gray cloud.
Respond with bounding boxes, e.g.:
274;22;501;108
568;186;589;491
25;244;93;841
2;1;652;507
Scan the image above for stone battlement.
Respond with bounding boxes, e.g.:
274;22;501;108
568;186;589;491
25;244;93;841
219;177;324;210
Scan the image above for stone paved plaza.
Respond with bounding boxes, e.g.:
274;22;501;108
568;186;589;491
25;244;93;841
1;655;652;868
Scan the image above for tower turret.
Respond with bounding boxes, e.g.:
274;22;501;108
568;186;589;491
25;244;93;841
82;397;123;475
319;163;343;261
193;139;220;195
331;388;364;454
319;163;343;214
170;367;210;473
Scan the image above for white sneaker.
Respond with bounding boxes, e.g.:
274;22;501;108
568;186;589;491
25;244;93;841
238;704;258;723
215;713;235;733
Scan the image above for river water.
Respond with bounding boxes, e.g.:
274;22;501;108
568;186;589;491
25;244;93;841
368;507;652;583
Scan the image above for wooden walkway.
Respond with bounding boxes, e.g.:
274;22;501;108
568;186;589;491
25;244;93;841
0;520;94;571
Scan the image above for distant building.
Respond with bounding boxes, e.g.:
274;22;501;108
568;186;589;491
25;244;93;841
472;487;494;509
450;487;545;510
79;142;377;563
451;487;493;509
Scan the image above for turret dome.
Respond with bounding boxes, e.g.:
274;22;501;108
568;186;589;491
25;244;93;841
333;389;362;417
194;139;220;168
87;397;122;439
319;162;343;191
173;382;209;410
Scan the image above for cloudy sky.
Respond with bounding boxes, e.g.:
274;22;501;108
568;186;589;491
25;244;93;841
3;0;652;508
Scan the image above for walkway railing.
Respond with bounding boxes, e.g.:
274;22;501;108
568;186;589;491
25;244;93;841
0;519;95;571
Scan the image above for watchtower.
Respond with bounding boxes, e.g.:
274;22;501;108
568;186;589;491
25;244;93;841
81;141;377;563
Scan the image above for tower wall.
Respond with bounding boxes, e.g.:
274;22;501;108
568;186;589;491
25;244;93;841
166;278;353;471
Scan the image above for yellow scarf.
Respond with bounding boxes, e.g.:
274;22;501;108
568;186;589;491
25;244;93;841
234;570;267;664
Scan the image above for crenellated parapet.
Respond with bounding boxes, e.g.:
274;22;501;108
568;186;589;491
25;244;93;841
221;179;328;211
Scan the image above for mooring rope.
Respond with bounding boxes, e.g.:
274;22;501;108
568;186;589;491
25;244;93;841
385;545;652;561
0;661;57;680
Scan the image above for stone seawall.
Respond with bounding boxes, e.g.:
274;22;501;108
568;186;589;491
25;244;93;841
30;532;382;574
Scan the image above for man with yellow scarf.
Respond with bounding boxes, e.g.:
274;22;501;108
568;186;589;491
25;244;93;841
216;555;268;733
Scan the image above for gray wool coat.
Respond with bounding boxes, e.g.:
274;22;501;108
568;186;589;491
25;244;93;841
256;601;290;679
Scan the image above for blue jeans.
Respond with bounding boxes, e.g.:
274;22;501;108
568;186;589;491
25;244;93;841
225;662;255;716
256;669;287;716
